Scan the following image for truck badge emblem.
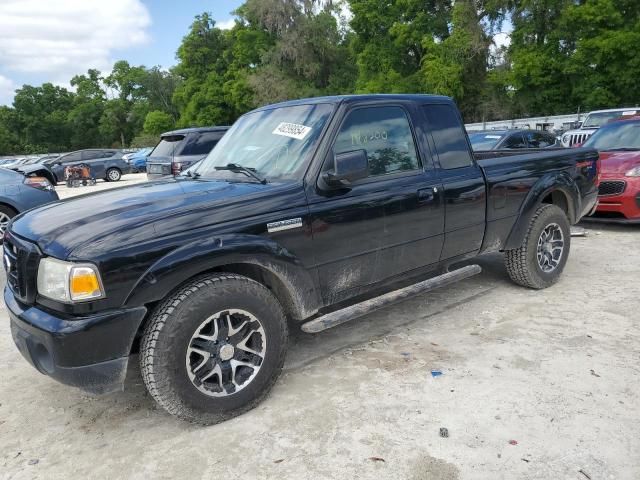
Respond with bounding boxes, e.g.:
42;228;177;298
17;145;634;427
267;218;303;233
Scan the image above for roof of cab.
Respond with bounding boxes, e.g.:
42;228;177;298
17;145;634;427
253;94;454;112
160;126;231;137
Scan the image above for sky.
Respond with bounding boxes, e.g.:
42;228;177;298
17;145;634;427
0;0;244;105
0;0;512;107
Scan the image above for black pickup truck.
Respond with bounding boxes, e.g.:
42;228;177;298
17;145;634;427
4;95;599;424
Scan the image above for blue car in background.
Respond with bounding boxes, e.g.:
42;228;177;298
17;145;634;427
123;147;153;173
0;167;58;236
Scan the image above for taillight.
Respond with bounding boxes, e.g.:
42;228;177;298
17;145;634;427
171;162;182;175
23;176;53;191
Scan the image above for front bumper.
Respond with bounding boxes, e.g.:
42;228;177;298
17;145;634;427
592;176;640;222
5;287;147;394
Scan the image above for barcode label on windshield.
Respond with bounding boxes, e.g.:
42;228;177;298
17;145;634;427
272;122;312;140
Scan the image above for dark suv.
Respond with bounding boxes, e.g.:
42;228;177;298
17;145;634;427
42;149;131;183
146;126;229;180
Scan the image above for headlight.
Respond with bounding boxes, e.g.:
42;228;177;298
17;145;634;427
37;258;105;302
625;166;640;177
24;176;53;191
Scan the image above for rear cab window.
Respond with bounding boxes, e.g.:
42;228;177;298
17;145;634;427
423;104;474;169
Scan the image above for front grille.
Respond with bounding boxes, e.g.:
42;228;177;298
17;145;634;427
3;233;41;304
569;132;593;147
598;180;626;196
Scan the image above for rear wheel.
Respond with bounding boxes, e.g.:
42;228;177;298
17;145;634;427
505;204;571;289
0;205;17;237
140;273;289;424
105;168;121;182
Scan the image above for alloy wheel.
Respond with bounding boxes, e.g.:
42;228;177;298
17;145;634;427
536;223;564;273
185;309;266;397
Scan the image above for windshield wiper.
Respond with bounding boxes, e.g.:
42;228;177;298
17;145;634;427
604;147;640;151
186;170;201;179
215;163;267;184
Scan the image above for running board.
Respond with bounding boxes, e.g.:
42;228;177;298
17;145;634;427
301;264;482;334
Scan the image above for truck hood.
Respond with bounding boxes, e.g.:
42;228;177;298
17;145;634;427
598;151;640;174
10;177;298;259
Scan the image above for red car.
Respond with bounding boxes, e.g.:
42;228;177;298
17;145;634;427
582;117;640;223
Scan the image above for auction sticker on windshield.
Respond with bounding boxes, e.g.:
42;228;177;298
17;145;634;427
273;122;312;140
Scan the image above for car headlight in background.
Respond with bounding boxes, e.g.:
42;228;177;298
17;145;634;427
37;258;105;302
625;166;640;177
23;176;53;191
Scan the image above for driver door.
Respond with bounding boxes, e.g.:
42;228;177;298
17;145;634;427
306;104;444;304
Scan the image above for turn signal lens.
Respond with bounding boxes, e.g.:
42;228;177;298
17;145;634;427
37;258;105;303
70;267;103;301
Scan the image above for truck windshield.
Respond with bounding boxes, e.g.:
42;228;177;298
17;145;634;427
583;111;639;128
582;122;640;150
194;103;334;182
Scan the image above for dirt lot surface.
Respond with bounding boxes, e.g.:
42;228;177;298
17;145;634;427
0;181;638;479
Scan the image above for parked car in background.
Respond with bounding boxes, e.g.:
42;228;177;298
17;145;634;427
0;167;58;236
582;117;640;223
124;147;153;173
146;126;229;179
561;108;640;147
468;129;560;151
37;149;131;183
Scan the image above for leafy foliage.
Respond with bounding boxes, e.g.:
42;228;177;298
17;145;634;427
1;0;639;155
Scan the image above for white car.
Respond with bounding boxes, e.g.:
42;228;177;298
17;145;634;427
561;107;640;147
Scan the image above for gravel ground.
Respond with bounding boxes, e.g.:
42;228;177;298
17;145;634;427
0;182;638;479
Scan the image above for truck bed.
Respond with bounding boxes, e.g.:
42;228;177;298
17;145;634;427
473;147;600;253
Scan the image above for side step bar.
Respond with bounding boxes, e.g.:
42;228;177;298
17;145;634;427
301;264;482;333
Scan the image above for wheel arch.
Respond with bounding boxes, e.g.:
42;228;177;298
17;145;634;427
503;172;579;250
125;234;322;323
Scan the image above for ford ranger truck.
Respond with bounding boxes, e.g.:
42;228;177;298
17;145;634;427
4;95;599;424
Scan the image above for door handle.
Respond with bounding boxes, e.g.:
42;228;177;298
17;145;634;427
418;187;438;204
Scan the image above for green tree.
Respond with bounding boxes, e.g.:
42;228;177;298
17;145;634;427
173;13;234;126
143;110;175;135
421;0;495;120
0;107;20;154
68;69;106;149
12;83;74;151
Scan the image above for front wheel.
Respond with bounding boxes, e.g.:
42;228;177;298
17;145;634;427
505;204;571;289
105;168;121;182
0;205;17;237
140;273;289;424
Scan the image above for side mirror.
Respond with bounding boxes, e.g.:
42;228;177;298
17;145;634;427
320;149;369;189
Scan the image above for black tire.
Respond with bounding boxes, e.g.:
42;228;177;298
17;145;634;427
505;204;571;289
140;273;289;424
105;168;121;182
